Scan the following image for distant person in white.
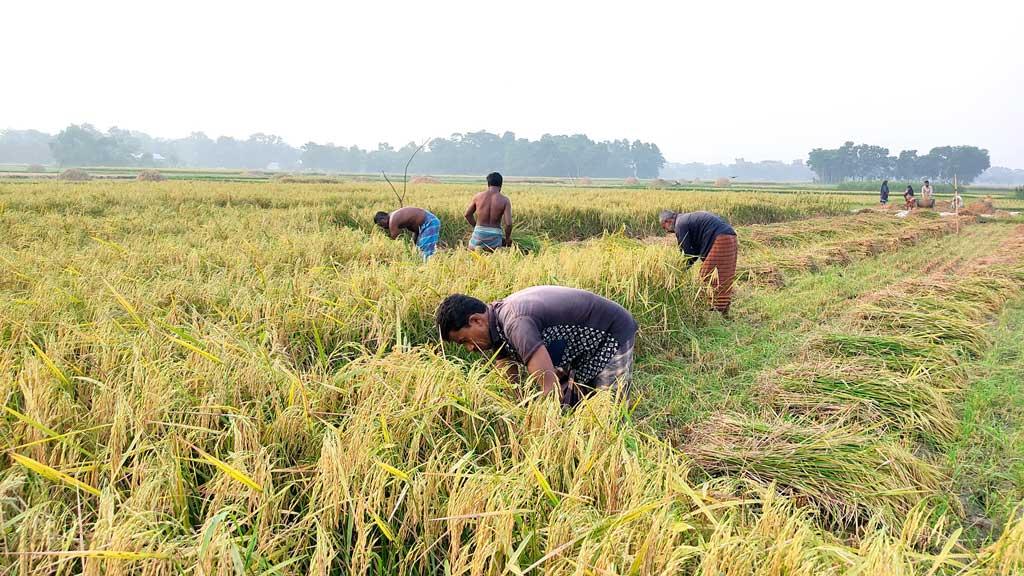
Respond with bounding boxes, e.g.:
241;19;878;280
921;180;934;202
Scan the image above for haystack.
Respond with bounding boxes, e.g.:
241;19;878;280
136;169;165;181
59;168;92;181
647;178;671;189
624;176;640;185
715;177;731;187
965;197;995;215
26;164;46;173
410;176;441;184
576;177;593;186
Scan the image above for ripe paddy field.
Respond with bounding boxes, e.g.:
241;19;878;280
2;179;1024;574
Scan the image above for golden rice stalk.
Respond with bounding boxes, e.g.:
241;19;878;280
374;460;410;482
28;341;70;387
188;442;262;492
9;452;101;496
28;550;170;560
165;333;223;364
102;278;145;327
367;508;396;542
3;404;60;439
530;463;560;506
89;235;128;253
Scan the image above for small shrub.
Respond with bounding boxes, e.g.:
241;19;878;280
1014;186;1024;199
136;169;165;181
59;168;92;181
715;177;732;187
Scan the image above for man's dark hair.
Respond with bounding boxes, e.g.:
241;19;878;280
486;172;503;188
436;294;487;339
374;211;389;227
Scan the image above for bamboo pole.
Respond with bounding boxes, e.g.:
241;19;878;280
954;174;960;234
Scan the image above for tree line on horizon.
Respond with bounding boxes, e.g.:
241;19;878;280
2;127;1020;185
807;141;992;184
0;125;666;178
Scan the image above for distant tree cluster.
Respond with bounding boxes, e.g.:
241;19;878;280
0;129;52;164
301;132;664;178
0;126;664;178
807;142;991;184
975;166;1024;186
661;158;814;182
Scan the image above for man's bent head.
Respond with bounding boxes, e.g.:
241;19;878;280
658;209;677;231
373;211;389;229
436;294;491;352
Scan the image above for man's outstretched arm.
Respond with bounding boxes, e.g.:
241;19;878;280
525;346;560;400
502;202;513;247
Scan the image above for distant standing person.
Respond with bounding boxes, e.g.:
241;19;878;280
880;179;890;205
921;180;934;203
436;286;638;406
660;210;738;315
465;172;512;251
374;206;441;260
904;184;916;209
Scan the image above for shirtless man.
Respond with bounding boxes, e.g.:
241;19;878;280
465;172;512;251
373;206;441;260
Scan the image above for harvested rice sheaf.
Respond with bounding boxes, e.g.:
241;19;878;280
760;360;959;443
815;332;962;375
686;413;941;527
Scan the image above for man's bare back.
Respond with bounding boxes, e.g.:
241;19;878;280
465;188;512;247
374;206;441;259
467;190;511;228
386;206;428;238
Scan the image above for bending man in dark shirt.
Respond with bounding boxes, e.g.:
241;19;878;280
436;286;638;406
660;210;738;314
374;206;441;260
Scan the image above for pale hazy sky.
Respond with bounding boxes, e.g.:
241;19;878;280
3;0;1022;167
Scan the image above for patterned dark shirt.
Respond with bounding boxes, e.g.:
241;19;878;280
487;286;637;386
